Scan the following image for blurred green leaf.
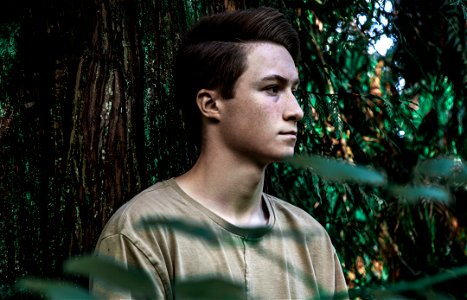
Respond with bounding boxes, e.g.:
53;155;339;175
385;264;467;294
139;218;221;245
417;158;467;186
284;155;386;186
354;265;467;298
140;217;329;246
174;277;244;300
417;158;460;177
389;185;450;203
64;255;153;294
17;278;95;300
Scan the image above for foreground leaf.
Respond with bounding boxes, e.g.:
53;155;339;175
139;218;272;245
417;158;467;186
17;278;95;300
139;218;221;245
284;155;386;186
64;255;153;294
350;265;467;298
384;264;467;294
140;217;328;244
389;185;450;203
174;277;244;300
417;158;461;177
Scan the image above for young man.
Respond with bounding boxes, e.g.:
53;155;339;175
91;7;347;299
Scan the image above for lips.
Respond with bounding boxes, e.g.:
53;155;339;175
280;130;297;136
279;131;297;140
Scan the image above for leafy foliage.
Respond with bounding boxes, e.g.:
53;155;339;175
259;0;467;297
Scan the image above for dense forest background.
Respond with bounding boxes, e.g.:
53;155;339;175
1;0;466;298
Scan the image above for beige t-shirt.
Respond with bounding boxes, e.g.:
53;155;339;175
91;179;347;299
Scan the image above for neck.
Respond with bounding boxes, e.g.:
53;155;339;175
175;147;268;227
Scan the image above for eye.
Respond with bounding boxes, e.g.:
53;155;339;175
264;85;280;95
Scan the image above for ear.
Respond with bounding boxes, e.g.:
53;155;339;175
196;89;222;121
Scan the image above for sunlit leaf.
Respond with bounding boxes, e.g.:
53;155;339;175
174;277;244;300
64;255;153;294
17;278;95;300
389;185;450;203
354;208;367;222
284;155;386;186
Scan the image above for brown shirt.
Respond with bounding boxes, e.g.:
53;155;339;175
91;179;348;299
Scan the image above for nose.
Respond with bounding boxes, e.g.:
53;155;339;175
283;92;304;121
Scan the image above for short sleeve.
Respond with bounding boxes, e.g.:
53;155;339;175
89;233;169;299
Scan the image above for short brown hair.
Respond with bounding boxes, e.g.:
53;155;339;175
175;7;300;146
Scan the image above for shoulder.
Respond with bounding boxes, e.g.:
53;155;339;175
99;179;186;239
265;193;328;235
265;193;340;258
265;196;348;297
266;193;319;224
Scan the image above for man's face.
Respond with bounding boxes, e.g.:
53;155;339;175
218;42;304;166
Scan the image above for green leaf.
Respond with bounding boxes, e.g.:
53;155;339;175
17;278;95;300
385;264;467;293
174;277;244;300
417;158;460;177
64;255;153;295
355;208;367;222
417;158;467;186
139;218;220;245
389;185;450;203
284;155;386;186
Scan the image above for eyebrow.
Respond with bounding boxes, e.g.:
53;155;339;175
260;74;300;86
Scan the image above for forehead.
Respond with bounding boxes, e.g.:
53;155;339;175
241;42;298;82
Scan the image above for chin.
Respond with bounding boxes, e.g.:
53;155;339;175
255;146;297;165
270;150;296;163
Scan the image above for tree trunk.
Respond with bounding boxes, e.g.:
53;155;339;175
0;0;238;297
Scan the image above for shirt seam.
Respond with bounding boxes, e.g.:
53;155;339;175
99;233;171;299
242;237;249;300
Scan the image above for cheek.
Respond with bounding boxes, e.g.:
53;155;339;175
245;109;280;140
246;107;267;128
253;105;281;125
